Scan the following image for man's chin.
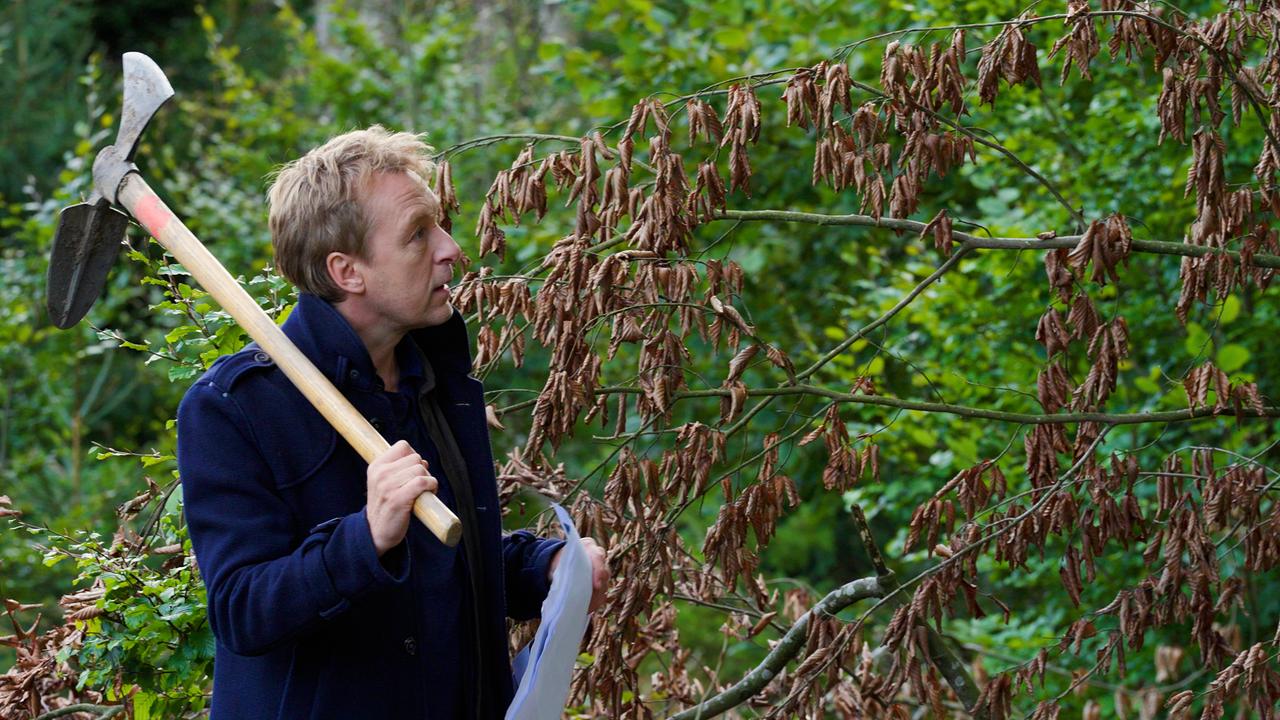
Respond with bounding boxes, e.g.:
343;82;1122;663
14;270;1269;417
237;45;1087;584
419;303;455;328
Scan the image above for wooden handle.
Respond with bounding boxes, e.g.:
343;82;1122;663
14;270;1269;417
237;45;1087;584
119;174;463;548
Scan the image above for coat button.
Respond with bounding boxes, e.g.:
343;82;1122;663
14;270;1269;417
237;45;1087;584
349;369;360;380
370;418;383;432
403;637;417;656
253;351;269;363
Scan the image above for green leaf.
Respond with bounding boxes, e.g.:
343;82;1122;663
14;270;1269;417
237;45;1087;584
1216;344;1249;373
537;42;562;62
165;325;200;344
1133;375;1160;395
713;27;748;50
140;453;175;468
1220;295;1241;324
168;364;201;382
1183;322;1209;356
864;356;885;376
134;691;154;720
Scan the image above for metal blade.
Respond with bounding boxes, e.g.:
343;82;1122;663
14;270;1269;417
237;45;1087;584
46;200;130;329
117;52;174;163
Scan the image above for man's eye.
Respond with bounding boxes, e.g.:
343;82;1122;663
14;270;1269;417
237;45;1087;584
412;227;425;242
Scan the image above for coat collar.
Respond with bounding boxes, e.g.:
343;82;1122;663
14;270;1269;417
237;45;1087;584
281;293;475;393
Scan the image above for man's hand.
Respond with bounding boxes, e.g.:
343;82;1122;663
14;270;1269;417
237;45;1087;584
549;537;610;612
367;440;439;557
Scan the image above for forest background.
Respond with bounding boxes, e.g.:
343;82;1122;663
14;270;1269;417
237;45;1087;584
2;0;1279;718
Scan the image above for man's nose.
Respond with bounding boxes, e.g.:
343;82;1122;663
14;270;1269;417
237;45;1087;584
437;229;462;267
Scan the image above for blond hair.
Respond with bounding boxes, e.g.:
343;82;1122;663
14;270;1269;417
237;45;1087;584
267;126;436;301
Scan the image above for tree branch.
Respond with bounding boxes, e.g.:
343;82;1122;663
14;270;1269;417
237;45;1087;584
666;576;885;720
848;504;983;716
717;209;1280;270
568;384;1280;426
33;704;124;720
848;503;890;577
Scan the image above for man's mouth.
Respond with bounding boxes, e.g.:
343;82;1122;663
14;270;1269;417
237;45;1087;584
433;282;450;295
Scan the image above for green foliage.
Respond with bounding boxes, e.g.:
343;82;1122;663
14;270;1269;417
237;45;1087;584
0;0;95;202
43;510;212;718
5;0;1280;716
115;244;296;378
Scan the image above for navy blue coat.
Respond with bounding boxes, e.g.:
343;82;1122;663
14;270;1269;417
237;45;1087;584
178;293;562;719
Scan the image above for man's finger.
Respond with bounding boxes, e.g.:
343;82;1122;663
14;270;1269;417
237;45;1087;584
373;453;424;481
393;468;436;492
383;439;415;459
395;474;437;501
390;451;425;467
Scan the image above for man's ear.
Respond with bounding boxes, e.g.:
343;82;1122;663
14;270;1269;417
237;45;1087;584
326;251;366;295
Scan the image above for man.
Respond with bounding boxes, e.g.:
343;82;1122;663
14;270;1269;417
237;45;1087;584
178;126;608;719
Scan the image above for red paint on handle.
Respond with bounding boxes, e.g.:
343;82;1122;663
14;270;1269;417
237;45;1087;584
133;192;174;236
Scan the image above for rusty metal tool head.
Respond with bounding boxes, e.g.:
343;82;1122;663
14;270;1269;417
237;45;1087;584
46;51;174;329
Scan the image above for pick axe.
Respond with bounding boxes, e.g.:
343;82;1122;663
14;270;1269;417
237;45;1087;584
46;52;463;547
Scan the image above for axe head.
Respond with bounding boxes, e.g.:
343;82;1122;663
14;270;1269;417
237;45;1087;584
46;51;173;329
116;52;174;168
46;199;130;329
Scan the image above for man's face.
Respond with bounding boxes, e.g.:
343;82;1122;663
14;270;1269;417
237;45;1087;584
354;170;461;331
